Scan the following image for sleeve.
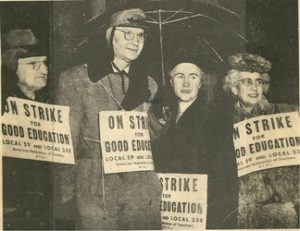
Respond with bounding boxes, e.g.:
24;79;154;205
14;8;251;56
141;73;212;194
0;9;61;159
54;67;84;204
147;108;164;142
146;76;164;142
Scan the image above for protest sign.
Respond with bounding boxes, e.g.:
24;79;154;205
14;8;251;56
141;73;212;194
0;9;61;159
99;111;154;174
233;112;300;177
1;97;74;164
157;173;207;230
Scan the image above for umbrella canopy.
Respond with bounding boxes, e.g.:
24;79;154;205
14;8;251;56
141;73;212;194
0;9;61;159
143;7;246;86
75;1;246;87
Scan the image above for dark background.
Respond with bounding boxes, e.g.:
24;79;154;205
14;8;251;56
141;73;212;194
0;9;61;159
0;0;298;228
1;0;298;105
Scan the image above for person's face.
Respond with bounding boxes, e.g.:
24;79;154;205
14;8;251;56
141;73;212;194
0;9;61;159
16;56;48;91
170;63;202;103
112;27;145;63
231;72;263;108
262;73;271;94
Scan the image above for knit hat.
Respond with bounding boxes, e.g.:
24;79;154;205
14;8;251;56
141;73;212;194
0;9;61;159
2;29;46;70
106;8;148;44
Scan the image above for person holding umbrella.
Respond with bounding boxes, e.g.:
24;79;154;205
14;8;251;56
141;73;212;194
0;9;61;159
55;8;162;230
222;53;299;228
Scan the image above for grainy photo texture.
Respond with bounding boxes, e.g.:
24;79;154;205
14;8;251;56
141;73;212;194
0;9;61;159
0;0;299;230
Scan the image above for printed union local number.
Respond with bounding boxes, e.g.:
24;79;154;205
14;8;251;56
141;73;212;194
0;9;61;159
165;216;203;223
32;144;72;153
2;139;30;147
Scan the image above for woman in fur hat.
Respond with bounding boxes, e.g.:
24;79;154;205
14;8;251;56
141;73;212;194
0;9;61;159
223;53;299;228
55;8;162;230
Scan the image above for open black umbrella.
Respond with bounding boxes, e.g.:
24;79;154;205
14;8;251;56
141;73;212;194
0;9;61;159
75;1;246;88
144;7;246;87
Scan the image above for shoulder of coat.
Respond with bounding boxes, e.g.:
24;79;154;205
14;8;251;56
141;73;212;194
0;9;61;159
275;103;299;113
147;76;158;100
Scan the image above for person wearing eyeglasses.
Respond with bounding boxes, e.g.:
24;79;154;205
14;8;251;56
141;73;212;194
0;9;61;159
1;29;52;229
55;8;162;230
223;53;298;121
2;29;48;105
223;53;299;228
15;56;48;98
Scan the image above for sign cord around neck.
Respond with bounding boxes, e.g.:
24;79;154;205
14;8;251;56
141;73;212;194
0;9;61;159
98;79;125;111
82;78;125;144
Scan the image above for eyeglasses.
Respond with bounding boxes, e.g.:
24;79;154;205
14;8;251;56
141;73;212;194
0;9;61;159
239;78;263;86
115;29;146;42
19;61;48;71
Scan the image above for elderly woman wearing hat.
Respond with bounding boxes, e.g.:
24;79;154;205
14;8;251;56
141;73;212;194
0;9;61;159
223;53;299;120
2;29;52;229
55;8;162;229
223;53;299;228
2;29;49;109
153;49;239;229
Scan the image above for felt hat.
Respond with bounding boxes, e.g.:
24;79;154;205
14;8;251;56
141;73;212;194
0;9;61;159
166;48;209;76
2;29;46;70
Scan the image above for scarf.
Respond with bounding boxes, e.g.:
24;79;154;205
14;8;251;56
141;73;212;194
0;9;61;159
87;51;150;111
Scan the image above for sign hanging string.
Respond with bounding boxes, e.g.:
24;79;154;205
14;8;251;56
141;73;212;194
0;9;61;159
98;79;125;111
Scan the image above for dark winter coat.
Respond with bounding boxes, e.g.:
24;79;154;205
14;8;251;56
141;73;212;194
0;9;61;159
154;91;239;229
2;81;52;230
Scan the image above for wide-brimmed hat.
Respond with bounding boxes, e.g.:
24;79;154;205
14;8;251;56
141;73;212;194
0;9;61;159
2;29;46;70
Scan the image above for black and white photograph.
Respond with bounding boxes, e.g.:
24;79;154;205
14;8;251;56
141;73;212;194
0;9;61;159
0;0;299;230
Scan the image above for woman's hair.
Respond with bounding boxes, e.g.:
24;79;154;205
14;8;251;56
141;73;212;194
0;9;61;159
168;63;207;84
222;69;241;94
